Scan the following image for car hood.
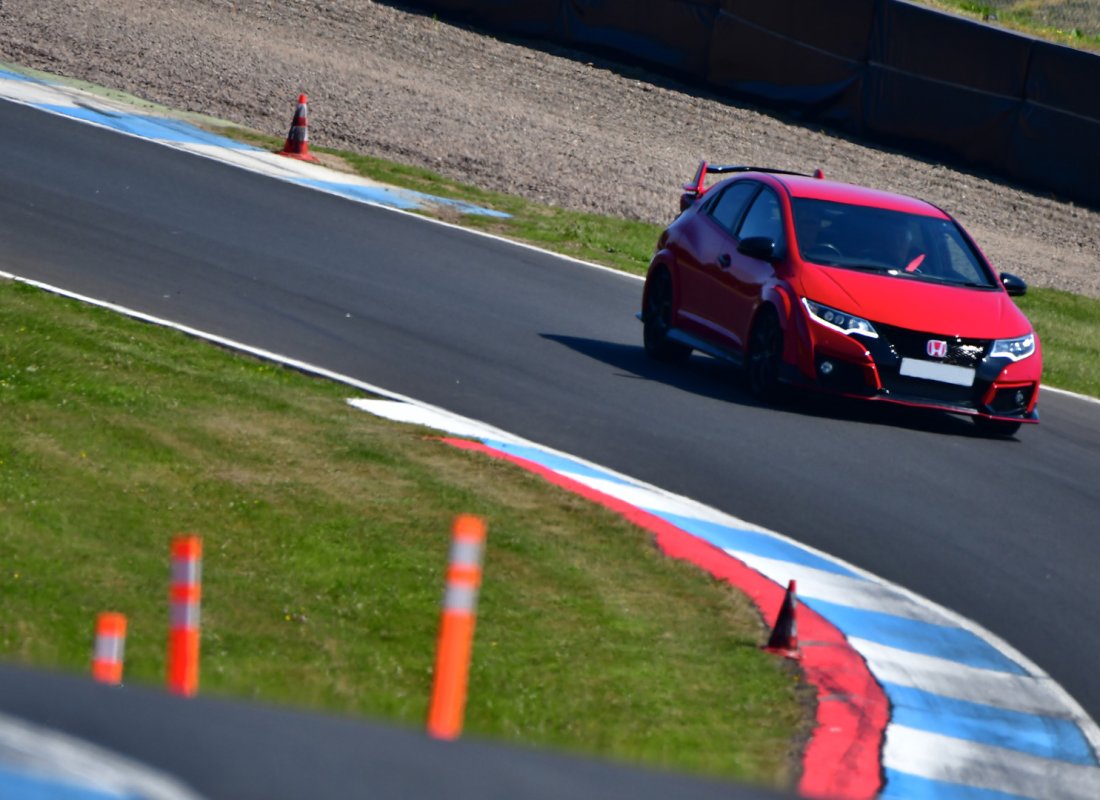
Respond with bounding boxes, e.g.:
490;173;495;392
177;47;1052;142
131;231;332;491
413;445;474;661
799;265;1032;338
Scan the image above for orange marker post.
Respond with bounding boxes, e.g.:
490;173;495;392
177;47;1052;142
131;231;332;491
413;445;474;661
91;612;127;685
167;535;202;696
426;514;487;740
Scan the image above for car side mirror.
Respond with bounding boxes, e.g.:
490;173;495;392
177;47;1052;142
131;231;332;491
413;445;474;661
737;236;777;261
1000;272;1027;296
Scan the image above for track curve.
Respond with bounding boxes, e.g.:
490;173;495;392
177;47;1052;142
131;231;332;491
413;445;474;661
1;95;1099;790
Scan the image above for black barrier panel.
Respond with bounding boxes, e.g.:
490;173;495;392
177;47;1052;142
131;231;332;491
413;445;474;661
863;1;1032;175
870;0;1030;96
718;0;878;60
862;64;1020;169
562;0;721;80
1012;104;1100;206
706;7;868;125
1026;40;1100;120
401;0;1100;209
397;0;565;36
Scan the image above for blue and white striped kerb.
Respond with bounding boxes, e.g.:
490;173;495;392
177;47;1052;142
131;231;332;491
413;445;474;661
349;397;1100;799
0;66;509;220
0;711;202;800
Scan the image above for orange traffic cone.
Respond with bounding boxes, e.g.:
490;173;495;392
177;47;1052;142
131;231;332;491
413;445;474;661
764;580;801;660
277;93;320;163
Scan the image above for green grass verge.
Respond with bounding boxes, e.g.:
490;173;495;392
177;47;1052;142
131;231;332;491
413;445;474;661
1017;288;1100;398
0;280;810;787
224;127;662;275
3;57;1094;791
338;151;661;272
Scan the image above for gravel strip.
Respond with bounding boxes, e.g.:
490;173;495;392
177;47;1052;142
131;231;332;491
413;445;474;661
1;0;1097;297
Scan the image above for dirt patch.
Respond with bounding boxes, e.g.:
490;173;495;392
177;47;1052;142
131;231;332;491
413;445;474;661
2;0;1098;297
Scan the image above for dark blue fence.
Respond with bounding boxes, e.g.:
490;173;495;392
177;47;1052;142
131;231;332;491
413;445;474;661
398;0;1100;207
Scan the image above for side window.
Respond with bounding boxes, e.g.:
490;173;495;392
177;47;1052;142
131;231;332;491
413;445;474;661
737;188;783;243
707;182;759;233
938;227;987;284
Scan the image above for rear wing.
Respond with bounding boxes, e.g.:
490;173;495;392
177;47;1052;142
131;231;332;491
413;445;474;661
679;160;823;211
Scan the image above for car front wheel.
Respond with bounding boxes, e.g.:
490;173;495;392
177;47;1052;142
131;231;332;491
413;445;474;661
747;308;784;402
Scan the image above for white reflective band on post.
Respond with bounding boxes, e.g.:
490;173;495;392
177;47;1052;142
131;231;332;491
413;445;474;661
172;560;201;585
448;539;484;569
443;584;478;613
94;636;124;662
170;602;201;629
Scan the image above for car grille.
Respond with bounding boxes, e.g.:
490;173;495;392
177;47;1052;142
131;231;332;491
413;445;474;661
869;323;993;410
879;373;975;407
873;323;990;368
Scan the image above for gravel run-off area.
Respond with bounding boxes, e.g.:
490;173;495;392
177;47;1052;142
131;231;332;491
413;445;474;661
1;0;1098;298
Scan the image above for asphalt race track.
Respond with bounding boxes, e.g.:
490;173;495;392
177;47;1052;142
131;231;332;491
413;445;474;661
2;97;1099;793
0;661;789;800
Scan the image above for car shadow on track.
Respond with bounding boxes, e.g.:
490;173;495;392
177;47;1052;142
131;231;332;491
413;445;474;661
541;333;1020;441
541;333;741;404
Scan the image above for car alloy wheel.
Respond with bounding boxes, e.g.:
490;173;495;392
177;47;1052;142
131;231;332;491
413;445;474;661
747;309;783;401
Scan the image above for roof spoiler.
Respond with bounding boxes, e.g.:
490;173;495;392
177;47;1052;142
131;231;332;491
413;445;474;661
679;160;824;211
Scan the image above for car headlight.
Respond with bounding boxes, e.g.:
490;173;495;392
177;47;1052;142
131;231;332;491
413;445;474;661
990;332;1036;361
802;298;878;338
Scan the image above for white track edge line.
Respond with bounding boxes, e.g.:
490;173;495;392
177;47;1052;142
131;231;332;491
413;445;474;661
0;87;640;284
5;266;1095;755
4;77;1099;405
1044;385;1100;404
3;75;1098;751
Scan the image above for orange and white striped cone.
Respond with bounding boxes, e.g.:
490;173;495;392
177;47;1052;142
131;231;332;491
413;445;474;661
167;535;202;696
91;612;127;685
277;93;320;163
764;579;801;660
426;514;487;740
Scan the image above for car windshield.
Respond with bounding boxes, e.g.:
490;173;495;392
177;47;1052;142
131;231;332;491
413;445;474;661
791;198;998;288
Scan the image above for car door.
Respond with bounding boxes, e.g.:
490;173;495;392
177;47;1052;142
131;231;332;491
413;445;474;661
717;186;785;353
674;180;760;344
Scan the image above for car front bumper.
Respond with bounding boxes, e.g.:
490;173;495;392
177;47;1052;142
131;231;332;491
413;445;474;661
792;314;1041;423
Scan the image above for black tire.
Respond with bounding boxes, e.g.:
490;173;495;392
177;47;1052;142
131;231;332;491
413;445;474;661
973;417;1022;438
643;268;691;363
747;308;784;402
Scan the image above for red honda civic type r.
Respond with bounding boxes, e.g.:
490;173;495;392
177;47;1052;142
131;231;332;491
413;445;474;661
640;162;1041;436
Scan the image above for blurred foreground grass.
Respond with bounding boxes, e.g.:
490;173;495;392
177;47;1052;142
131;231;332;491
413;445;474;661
0;279;810;787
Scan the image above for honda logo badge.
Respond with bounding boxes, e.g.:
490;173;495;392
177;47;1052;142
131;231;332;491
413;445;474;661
927;340;948;358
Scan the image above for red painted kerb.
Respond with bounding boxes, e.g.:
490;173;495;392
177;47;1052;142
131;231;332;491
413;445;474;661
442;437;888;799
